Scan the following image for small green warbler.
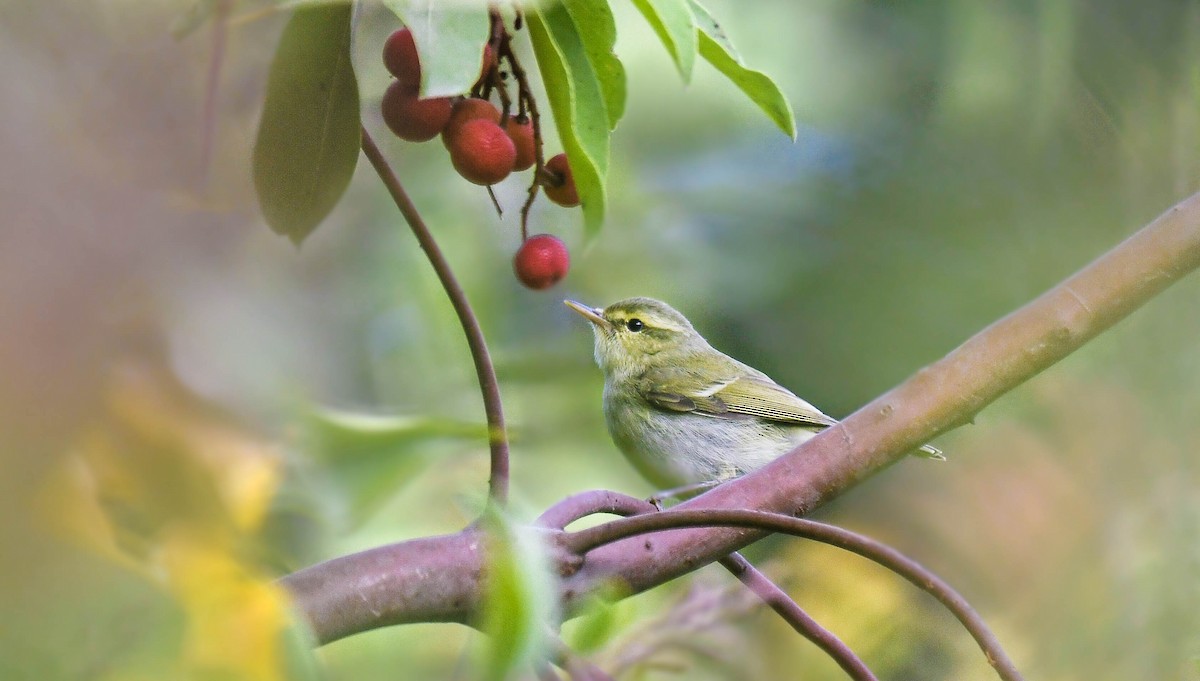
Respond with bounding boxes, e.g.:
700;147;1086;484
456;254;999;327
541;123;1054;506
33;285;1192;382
566;297;943;489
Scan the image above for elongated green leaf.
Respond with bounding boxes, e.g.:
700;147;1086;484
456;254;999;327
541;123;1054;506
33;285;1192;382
630;0;696;82
561;0;626;130
687;0;737;58
382;0;491;98
528;8;608;238
478;511;557;681
540;5;610;173
689;0;796;138
253;3;360;244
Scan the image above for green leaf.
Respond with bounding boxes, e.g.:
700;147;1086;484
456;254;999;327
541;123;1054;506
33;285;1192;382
687;0;737;57
381;0;491;98
528;7;608;239
478;511;557;681
689;0;796;138
629;0;696;82
561;0;626;130
252;3;361;244
304;409;486;527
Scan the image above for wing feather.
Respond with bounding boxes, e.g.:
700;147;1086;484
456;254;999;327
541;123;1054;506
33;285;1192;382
714;375;838;427
638;366;836;428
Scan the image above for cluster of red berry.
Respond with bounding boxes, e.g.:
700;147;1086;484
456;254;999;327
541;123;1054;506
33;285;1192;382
380;27;573;289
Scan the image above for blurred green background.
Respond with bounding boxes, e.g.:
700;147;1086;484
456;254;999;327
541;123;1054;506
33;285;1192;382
2;0;1199;679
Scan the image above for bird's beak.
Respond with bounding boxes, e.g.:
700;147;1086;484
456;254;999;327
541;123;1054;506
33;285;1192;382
564;300;611;329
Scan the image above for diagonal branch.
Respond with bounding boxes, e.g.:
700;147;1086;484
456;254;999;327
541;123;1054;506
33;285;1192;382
359;127;510;505
280;191;1200;652
559;190;1200;601
537;491;876;680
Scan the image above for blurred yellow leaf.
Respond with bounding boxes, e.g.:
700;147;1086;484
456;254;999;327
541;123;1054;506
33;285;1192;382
36;358;308;680
41;360;283;565
163;532;295;681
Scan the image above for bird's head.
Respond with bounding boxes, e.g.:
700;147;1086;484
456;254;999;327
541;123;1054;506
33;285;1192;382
565;297;706;376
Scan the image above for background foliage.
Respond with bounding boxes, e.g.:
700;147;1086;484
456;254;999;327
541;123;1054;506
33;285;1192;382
2;0;1199;679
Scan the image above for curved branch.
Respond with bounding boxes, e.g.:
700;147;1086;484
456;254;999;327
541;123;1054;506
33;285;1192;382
539;491;877;680
718;553;878;681
567;508;1021;681
537;489;654;528
281;192;1200;658
359;128;510;505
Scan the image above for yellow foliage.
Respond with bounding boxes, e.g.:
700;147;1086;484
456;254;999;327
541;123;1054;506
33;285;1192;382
37;359;297;680
163;533;294;681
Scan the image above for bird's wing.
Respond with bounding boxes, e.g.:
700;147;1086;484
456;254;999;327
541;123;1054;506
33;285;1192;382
639;366;838;428
638;365;730;414
712;374;839;427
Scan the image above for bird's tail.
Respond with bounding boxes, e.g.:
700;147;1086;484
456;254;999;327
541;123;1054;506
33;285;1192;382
913;443;946;461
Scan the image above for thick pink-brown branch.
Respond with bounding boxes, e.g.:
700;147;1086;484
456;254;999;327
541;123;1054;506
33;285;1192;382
281;191;1200;649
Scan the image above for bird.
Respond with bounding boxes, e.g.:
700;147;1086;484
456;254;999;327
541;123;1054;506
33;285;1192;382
565;297;943;492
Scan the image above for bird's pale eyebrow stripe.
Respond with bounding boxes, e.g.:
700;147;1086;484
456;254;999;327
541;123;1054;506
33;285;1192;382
641;318;687;334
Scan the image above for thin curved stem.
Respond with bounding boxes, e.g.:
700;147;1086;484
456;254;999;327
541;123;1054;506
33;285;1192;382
565;509;1023;681
719;553;877;681
540;491;876;681
499;7;545;241
360;127;510;505
537;489;653;528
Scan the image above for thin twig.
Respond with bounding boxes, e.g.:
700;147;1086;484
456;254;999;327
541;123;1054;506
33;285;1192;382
540;491;876;681
537;489;652;528
498;7;544;241
485;185;503;218
565;508;1024;681
719;553;878;681
360;128;510;505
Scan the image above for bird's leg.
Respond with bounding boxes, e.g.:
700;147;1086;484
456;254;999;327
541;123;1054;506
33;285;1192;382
647;480;722;510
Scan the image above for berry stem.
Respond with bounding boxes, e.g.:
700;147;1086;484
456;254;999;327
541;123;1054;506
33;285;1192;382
485;185;503;217
497;7;544;242
487;10;513;121
360;127;511;507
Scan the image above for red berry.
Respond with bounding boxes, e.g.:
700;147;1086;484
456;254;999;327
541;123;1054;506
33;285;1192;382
381;81;452;142
383;28;421;92
442;98;501;148
505;116;535;171
448;118;516;185
543;153;579;207
513;235;570;289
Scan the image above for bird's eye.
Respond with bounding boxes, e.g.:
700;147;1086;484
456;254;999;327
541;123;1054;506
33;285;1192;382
626;319;644;332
